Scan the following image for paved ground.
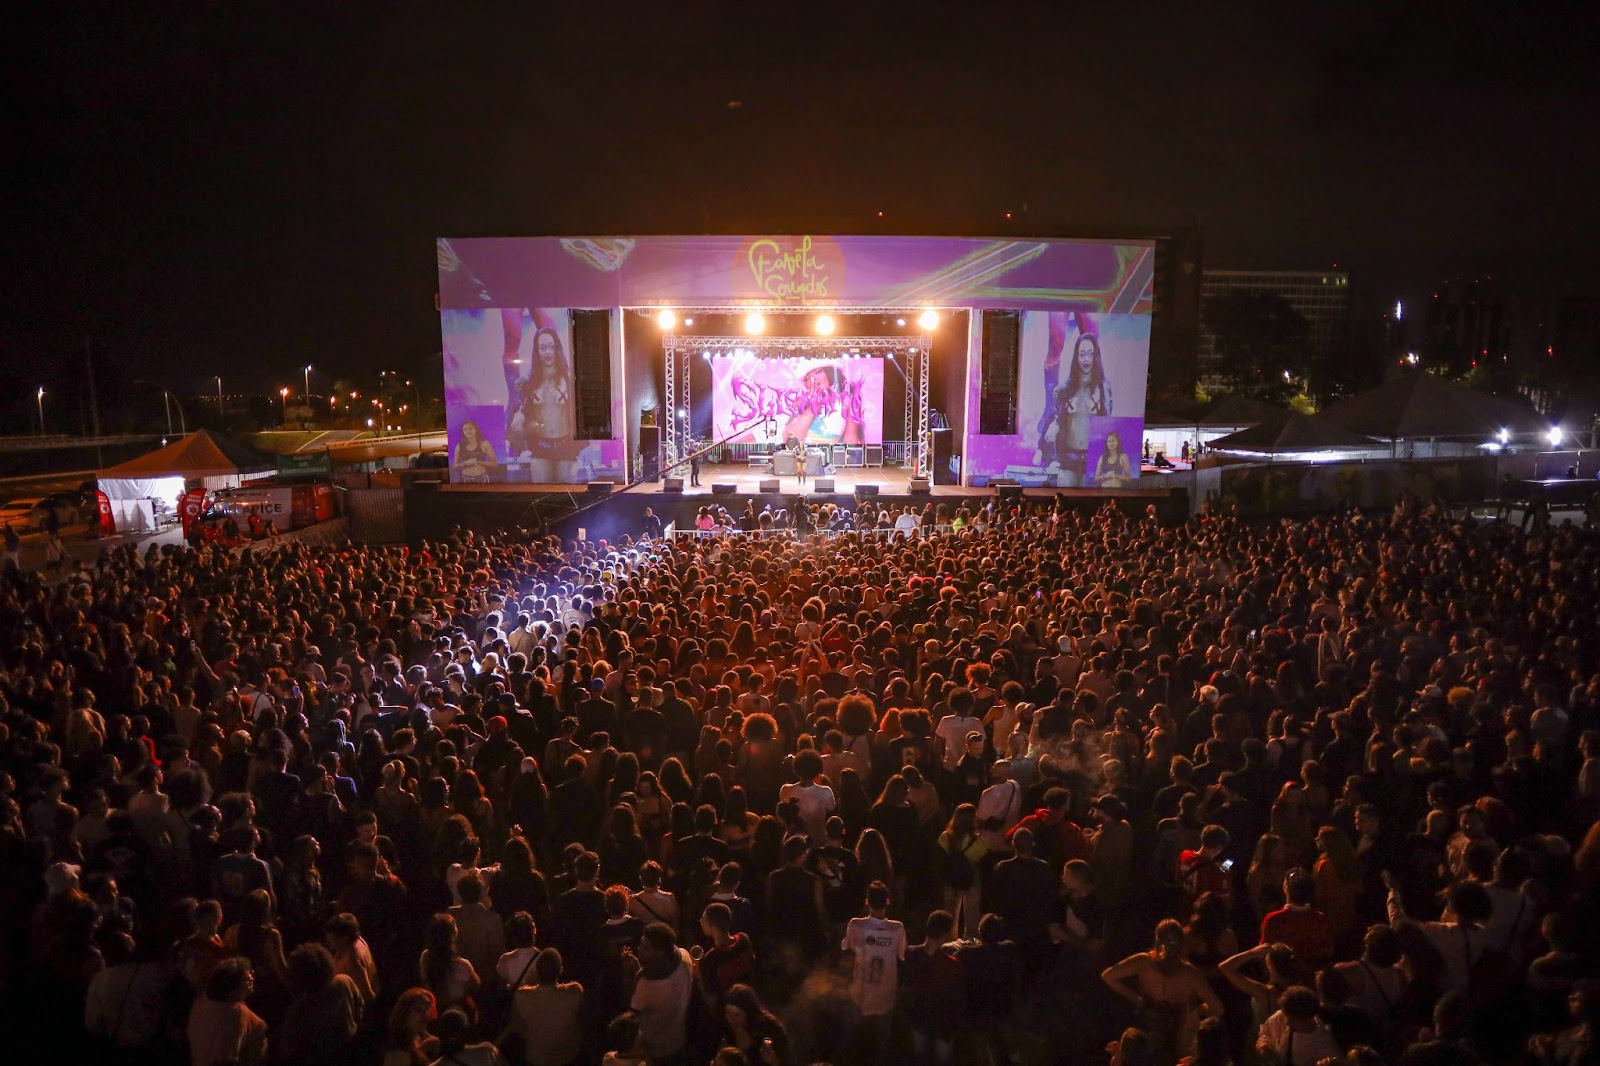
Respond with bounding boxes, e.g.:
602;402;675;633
10;523;186;577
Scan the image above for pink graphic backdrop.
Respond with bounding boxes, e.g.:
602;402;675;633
710;356;885;446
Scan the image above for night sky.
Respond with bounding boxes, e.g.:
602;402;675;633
5;3;1597;430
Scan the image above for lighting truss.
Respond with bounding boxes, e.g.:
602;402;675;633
634;305;940;317
670;335;909;352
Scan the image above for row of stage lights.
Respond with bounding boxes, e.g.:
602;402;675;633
700;347;914;361
655;309;939;335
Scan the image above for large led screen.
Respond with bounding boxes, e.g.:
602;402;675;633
710;355;885;446
964;311;1151;487
441;307;626;484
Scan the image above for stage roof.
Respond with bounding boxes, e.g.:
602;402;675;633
437;234;1156;313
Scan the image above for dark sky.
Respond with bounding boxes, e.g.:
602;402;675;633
5;2;1597;428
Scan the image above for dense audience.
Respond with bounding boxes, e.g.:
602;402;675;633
2;495;1599;1066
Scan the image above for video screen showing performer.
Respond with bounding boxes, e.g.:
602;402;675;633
451;419;498;482
502;310;579;482
1036;325;1113;488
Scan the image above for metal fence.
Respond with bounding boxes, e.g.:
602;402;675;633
345;487;406;544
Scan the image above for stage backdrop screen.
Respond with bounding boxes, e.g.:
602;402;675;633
964;311;1152;487
710;355;885;446
440;307;626;484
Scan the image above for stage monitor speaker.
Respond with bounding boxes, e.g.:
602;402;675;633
711;483;737;495
570;310;614;439
856;484;880;499
586;481;613;496
759;478;780;494
979;309;1021;435
662;477;684;493
813;477;836;493
908;477;931;494
638;424;660;480
864;444;884;467
992;479;1022;500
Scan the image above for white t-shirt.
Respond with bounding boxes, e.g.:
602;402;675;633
1258;1012;1341;1066
496;946;539;988
777;780;837;842
842;915;906;1016
934;713;982;771
630;948;693;1058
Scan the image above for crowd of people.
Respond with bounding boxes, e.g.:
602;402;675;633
2;494;1599;1066
693;498;991;538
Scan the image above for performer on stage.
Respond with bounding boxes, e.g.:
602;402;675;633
793;438;808;486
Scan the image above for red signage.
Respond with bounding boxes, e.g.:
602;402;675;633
94;490;116;537
180;488;207;537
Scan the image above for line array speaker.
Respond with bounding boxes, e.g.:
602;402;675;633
570;309;614;439
978;309;1020;435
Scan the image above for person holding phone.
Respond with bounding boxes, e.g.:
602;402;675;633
1178;824;1235;910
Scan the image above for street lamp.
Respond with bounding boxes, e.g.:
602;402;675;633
131;379;184;435
303;364;313;403
280;386;290;422
216;376;224;424
36;386;45;435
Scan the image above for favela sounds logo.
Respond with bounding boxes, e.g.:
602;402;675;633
743;236;843;304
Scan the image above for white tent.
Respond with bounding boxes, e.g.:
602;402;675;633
97;430;272;532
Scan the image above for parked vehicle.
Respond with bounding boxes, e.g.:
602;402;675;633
0;496;78;531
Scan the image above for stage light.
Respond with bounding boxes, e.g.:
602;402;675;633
677;408;687;420
886;352;896;361
656;309;677;330
745;312;766;335
1547;426;1563;446
683;317;694;327
815;314;835;336
918;310;940;330
896;317;906;327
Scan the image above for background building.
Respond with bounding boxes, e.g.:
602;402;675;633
1198;268;1351;394
1423;278;1509;378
